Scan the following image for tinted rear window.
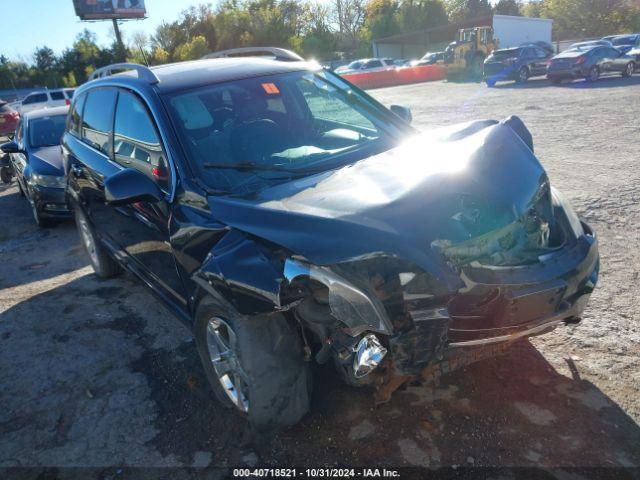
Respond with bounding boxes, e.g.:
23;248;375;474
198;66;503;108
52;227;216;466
81;88;117;156
50;91;65;101
68;93;87;137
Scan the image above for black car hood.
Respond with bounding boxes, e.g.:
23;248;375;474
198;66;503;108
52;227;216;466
208;120;547;286
30;146;63;176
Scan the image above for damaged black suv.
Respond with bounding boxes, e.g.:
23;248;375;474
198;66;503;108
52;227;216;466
63;48;599;430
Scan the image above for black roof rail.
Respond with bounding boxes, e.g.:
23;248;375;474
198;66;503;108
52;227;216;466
202;47;304;62
89;63;160;84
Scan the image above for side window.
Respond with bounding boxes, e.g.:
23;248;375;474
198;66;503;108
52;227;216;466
296;75;378;131
81;88;117;156
365;60;382;69
535;48;547;59
67;93;87;137
114;90;170;191
23;93;47;105
50;91;65;101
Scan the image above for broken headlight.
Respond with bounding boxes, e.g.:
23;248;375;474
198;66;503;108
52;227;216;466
284;258;393;336
551;186;584;238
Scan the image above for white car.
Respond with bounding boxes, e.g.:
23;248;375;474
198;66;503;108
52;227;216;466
334;58;396;75
18;89;75;114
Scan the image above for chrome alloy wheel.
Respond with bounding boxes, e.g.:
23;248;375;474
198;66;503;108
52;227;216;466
625;62;634;76
206;317;249;413
78;214;99;266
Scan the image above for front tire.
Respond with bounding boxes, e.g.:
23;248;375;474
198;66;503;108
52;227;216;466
195;299;311;431
622;62;634;77
30;200;56;228
74;206;121;278
516;66;529;84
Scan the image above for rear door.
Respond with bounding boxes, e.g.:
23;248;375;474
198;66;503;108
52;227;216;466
531;47;550;76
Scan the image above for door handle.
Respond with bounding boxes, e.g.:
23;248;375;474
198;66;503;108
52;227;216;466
71;164;83;177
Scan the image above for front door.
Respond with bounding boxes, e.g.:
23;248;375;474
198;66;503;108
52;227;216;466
110;89;187;309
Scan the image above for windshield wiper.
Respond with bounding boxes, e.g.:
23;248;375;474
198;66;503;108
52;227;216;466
203;162;308;173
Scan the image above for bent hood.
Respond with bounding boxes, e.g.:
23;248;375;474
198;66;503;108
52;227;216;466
208;120;548;288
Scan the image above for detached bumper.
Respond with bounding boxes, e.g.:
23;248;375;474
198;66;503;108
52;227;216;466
389;222;599;375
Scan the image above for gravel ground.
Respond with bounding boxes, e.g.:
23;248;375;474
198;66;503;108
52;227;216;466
1;74;639;475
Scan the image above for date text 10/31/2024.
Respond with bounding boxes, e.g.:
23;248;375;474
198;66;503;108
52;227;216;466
232;468;401;478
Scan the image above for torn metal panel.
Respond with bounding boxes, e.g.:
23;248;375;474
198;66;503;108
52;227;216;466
284;258;393;335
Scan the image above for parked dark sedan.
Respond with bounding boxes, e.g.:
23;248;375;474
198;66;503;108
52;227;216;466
601;33;640;54
0;106;71;226
484;44;552;86
63;53;598;431
547;45;636;83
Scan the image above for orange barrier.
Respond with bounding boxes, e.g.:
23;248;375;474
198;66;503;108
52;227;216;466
342;65;445;90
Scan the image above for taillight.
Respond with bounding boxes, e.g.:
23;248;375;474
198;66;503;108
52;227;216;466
575;56;586;65
65;99;71;106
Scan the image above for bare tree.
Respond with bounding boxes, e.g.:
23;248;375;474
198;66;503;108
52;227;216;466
332;0;366;49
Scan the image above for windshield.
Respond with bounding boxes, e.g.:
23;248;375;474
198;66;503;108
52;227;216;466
164;69;404;194
491;49;520;60
347;61;363;70
28;114;67;148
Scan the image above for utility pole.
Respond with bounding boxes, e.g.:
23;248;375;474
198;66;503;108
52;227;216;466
112;18;126;62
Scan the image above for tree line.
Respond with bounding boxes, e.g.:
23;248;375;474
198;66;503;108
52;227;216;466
1;0;639;90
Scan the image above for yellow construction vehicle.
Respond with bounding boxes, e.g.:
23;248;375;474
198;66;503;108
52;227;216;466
442;26;499;79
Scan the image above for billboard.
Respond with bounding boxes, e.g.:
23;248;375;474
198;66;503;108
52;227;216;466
73;0;146;20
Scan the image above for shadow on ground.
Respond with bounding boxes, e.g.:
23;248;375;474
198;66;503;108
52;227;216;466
1;269;638;470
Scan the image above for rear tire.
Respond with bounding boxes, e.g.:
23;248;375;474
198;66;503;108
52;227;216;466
622;62;634;77
195;299;311;431
586;66;599;82
74;206;121;278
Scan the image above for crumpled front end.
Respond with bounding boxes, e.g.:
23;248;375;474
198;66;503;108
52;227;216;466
203;116;599;393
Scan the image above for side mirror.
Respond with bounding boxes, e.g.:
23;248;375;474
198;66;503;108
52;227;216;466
105;168;163;206
390;105;412;124
1;141;23;154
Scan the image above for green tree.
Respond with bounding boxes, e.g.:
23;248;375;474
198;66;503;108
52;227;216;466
493;0;522;16
398;0;448;32
445;0;492;21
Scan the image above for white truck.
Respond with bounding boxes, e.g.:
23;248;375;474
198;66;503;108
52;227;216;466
492;14;553;49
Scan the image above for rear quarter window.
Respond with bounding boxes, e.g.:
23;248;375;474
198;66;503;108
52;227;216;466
23;93;48;105
67;93;87;138
50;91;65;101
